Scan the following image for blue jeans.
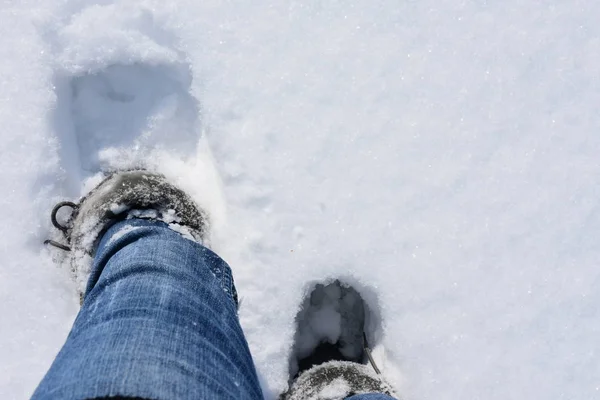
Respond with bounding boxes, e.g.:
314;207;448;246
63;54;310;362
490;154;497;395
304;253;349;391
33;219;394;399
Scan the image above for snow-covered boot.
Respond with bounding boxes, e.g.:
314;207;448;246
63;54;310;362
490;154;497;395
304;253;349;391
45;170;208;297
282;280;396;399
281;361;394;400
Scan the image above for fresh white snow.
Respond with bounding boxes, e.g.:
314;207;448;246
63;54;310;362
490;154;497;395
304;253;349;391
318;378;351;400
105;225;141;246
2;0;600;399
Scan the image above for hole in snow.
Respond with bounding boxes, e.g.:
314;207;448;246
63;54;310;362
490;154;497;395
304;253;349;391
288;279;383;379
53;62;199;176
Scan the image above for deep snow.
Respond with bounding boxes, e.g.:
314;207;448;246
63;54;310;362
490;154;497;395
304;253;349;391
2;0;600;399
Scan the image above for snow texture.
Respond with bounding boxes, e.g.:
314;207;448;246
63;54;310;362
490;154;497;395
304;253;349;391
2;0;600;399
319;378;350;400
105;225;141;246
108;212;196;249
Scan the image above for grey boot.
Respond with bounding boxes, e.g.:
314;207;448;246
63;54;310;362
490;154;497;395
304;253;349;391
281;361;395;400
46;170;208;297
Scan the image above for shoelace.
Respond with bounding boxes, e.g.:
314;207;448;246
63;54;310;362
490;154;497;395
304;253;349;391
363;332;382;375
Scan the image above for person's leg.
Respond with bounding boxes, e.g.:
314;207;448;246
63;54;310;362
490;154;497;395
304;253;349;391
33;218;262;400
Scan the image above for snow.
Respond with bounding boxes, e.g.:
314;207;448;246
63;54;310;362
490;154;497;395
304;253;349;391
298;288;344;355
107;212;195;247
2;0;600;399
109;203;129;215
166;222;198;243
105;225;141;246
318;378;350;399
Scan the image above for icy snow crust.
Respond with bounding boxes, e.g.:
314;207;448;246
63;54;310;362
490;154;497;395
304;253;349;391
2;0;600;399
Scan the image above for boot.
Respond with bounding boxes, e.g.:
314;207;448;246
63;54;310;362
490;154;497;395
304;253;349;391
282;280;395;399
45;170;207;297
281;360;394;400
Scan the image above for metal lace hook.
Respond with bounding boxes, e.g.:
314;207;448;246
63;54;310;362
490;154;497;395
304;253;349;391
50;201;78;233
44;201;78;251
43;239;71;251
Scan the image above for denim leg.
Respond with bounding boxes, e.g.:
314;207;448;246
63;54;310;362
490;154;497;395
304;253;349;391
33;219;263;400
346;394;397;400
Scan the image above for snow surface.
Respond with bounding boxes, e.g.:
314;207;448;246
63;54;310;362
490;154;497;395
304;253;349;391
2;0;600;399
319;378;350;400
105;225;141;246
